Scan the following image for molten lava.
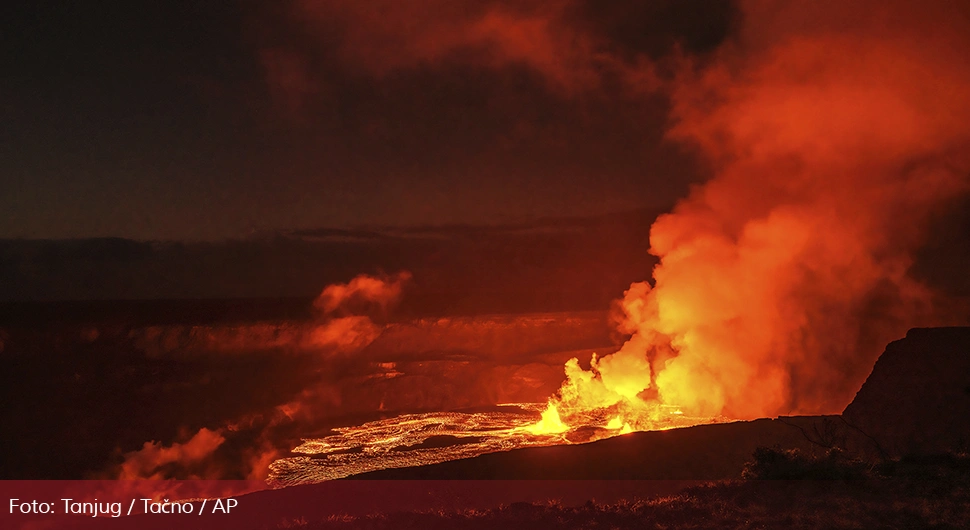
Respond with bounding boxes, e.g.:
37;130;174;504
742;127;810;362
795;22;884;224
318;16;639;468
269;402;716;485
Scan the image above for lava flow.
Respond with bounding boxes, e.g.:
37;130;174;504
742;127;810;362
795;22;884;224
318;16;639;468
268;402;715;485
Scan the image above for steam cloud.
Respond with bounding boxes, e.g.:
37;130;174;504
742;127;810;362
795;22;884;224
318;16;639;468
552;0;970;421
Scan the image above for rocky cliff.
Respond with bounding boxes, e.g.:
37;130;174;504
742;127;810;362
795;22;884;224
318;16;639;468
843;327;970;457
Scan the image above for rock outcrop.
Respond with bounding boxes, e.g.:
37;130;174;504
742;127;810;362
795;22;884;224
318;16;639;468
843;327;970;457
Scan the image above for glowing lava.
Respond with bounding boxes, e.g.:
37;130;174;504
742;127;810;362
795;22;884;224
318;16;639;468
268;402;719;485
524;402;568;434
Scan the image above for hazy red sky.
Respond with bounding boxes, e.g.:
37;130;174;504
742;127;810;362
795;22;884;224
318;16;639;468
1;1;736;240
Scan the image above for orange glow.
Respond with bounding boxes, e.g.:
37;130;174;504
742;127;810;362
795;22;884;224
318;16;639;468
529;0;970;434
270;404;575;484
524;401;568;435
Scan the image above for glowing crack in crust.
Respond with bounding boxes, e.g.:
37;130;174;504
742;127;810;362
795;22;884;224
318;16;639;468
268;403;721;486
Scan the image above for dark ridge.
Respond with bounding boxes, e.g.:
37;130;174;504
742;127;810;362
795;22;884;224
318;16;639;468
843;326;970;457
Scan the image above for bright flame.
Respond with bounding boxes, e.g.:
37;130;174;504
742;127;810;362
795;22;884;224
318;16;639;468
524;402;568;435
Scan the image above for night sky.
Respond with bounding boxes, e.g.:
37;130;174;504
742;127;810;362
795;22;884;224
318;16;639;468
2;1;735;241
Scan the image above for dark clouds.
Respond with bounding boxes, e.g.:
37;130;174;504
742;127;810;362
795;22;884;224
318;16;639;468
0;209;661;307
1;0;735;240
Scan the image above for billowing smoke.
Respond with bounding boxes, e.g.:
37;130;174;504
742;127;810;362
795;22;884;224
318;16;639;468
548;0;970;423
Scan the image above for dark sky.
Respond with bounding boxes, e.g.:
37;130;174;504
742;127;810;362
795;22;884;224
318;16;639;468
1;1;736;241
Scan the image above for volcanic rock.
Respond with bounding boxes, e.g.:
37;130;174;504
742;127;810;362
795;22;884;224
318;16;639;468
843;327;970;457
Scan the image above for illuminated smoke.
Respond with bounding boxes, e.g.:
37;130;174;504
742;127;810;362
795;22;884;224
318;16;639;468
313;271;411;317
544;0;970;425
306;271;412;353
116;428;226;480
126;273;411;359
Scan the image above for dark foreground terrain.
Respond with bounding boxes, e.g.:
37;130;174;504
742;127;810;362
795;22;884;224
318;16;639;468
10;450;967;530
287;455;970;530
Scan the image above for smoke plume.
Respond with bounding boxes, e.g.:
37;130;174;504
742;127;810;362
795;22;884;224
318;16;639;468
550;0;970;423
